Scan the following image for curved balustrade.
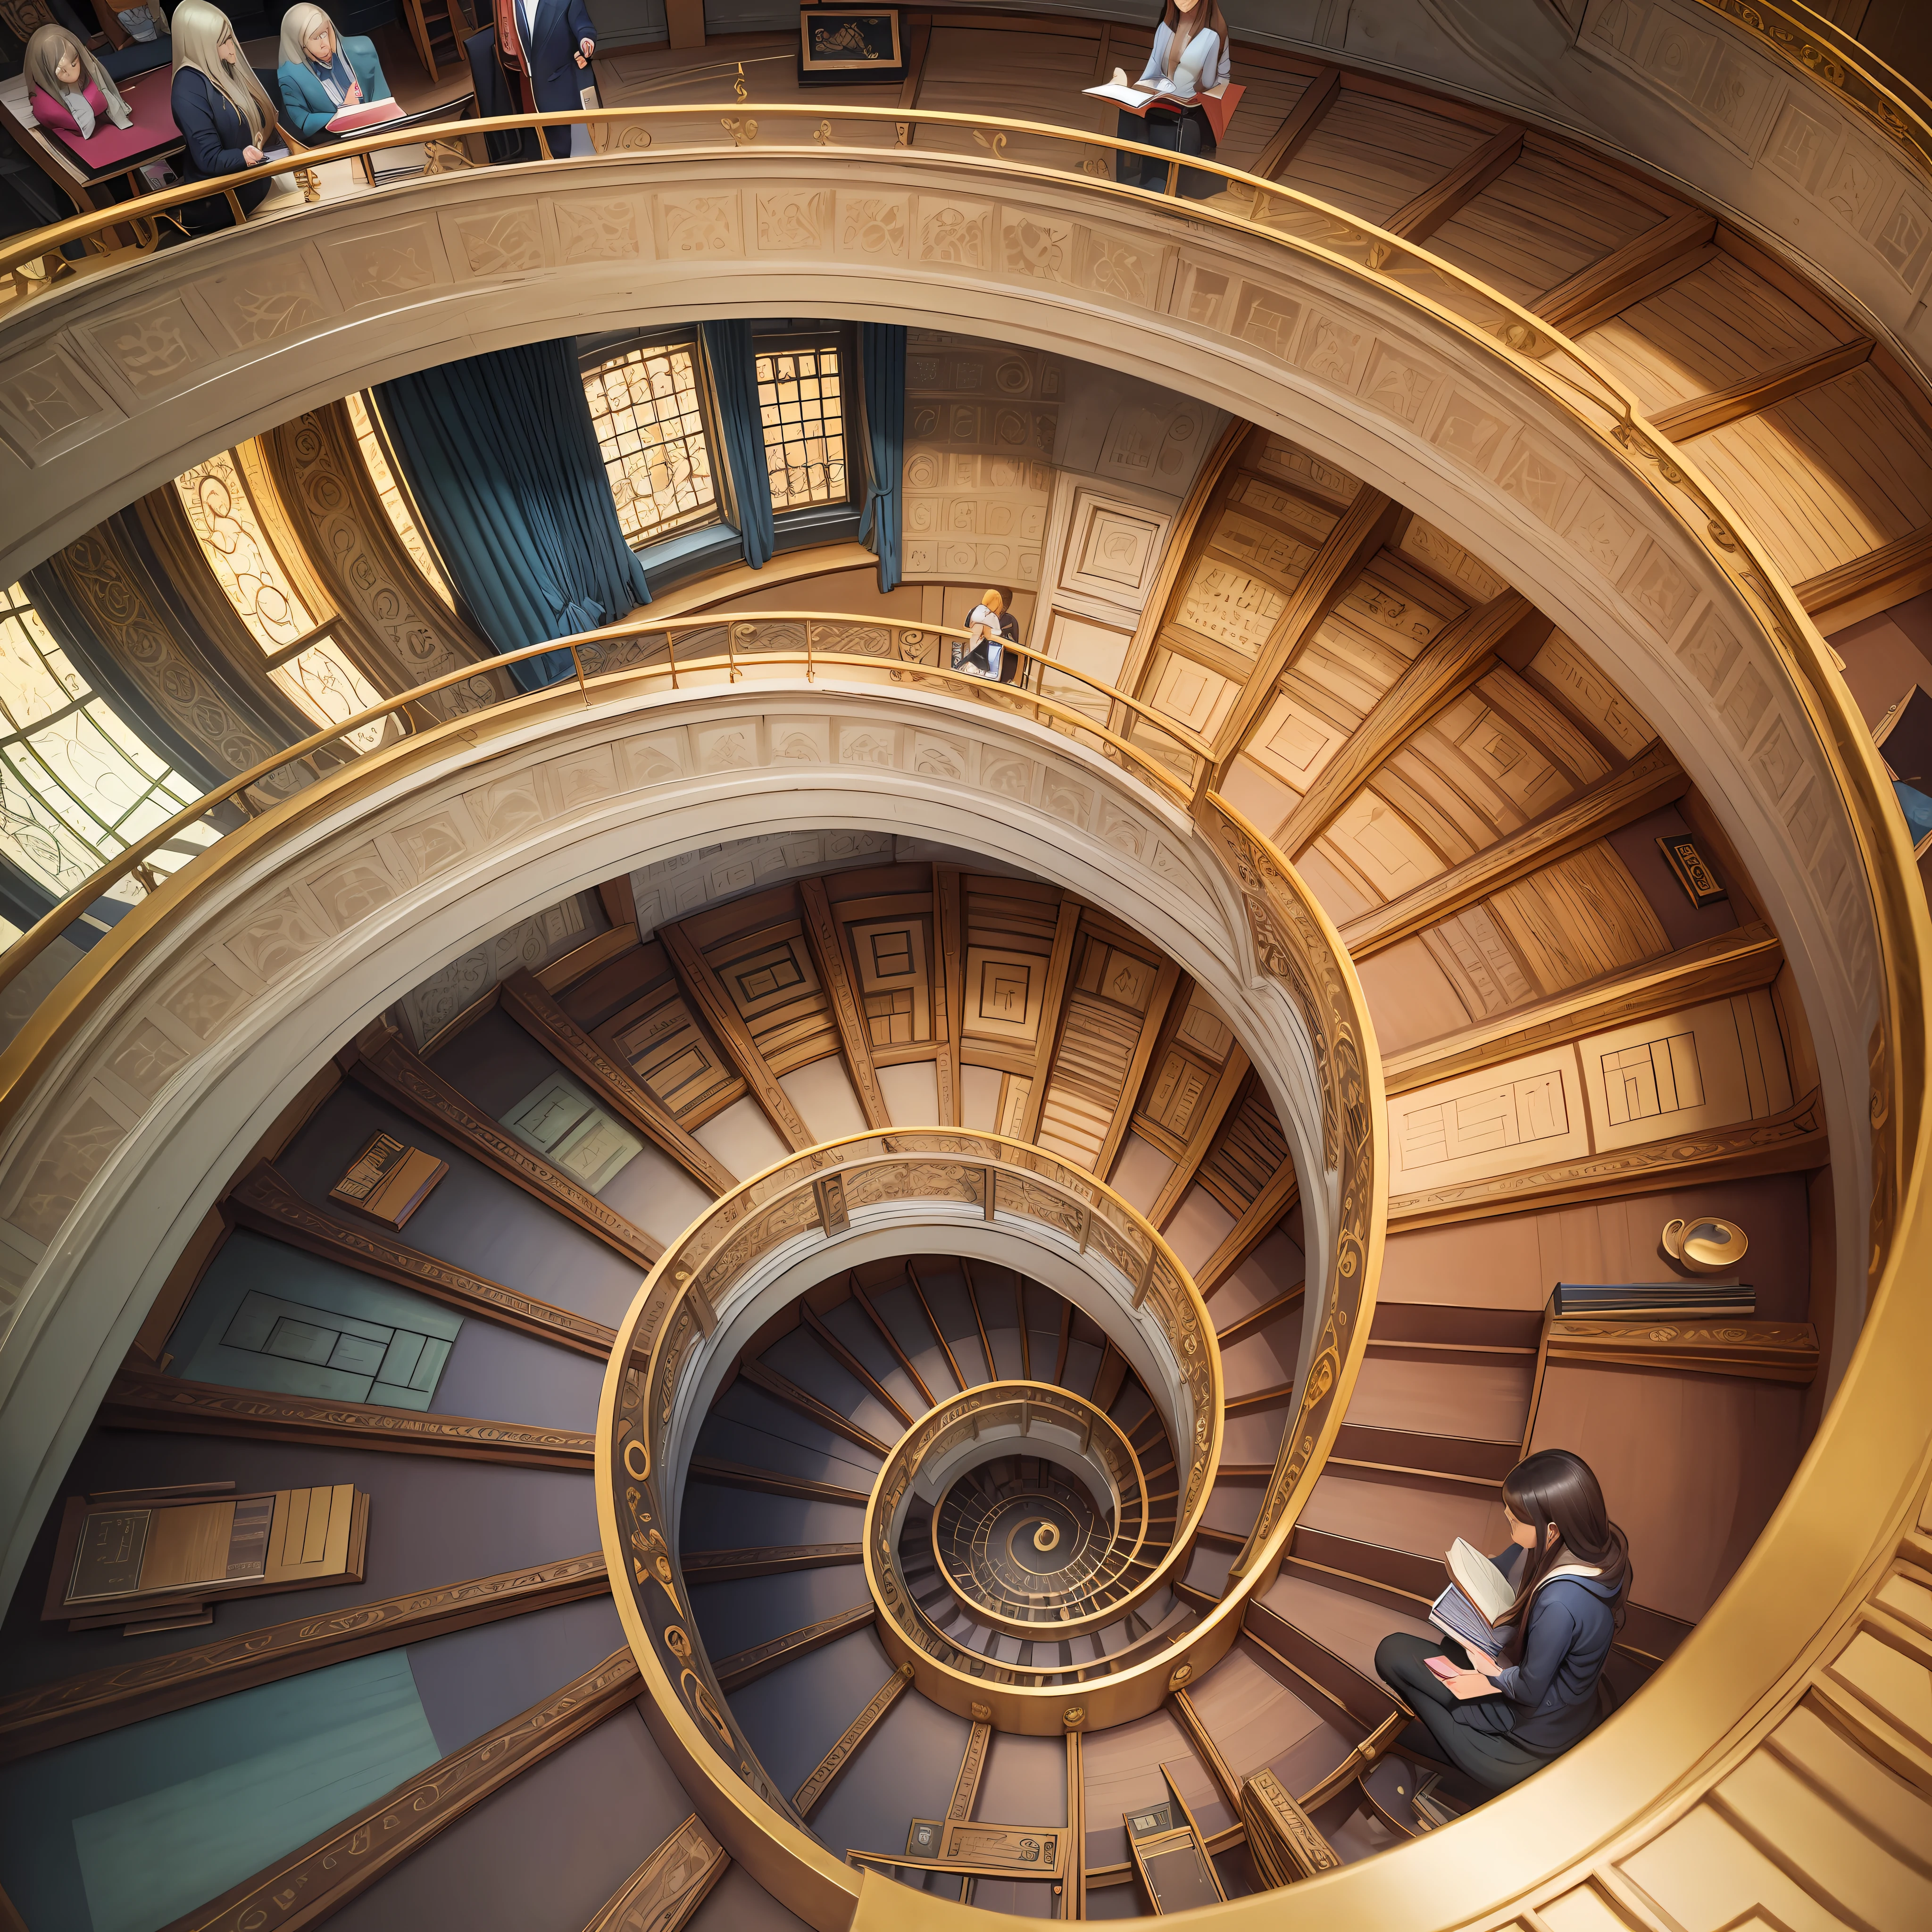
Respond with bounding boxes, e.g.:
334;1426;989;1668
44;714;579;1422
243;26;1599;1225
872;1379;1163;1651
0;612;1202;1029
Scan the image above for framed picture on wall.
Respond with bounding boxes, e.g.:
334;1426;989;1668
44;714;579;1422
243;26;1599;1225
798;6;908;86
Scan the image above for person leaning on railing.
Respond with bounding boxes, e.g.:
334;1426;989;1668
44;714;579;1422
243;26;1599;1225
169;0;277;233
1375;1449;1632;1802
275;3;389;142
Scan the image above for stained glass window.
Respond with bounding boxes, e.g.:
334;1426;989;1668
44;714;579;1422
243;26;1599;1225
582;341;718;544
344;392;457;610
173;446;388;753
0;582;207;908
757;346;848;510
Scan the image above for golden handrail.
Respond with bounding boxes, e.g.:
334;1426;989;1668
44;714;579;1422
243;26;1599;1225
0;612;1198;1005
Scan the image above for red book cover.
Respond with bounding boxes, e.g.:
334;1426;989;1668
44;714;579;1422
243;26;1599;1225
326;97;406;133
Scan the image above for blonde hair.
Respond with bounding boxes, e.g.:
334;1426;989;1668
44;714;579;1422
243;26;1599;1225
979;588;1004;614
24;24;131;122
171;0;274;145
278;3;338;71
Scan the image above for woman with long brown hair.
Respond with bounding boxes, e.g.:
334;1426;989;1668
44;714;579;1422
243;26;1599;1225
1375;1449;1633;1796
1110;0;1231;200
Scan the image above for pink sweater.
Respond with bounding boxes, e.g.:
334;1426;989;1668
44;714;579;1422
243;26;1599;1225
31;80;109;136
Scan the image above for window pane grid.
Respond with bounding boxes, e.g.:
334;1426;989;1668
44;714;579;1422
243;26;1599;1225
0;583;201;906
173;449;325;652
583;343;717;544
345;392;457;611
756;348;847;511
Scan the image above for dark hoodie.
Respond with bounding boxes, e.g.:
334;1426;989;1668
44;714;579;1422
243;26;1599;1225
1453;1543;1619;1756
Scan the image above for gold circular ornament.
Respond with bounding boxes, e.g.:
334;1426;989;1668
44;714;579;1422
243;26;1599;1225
1062;1705;1085;1729
1663;1216;1749;1271
1032;1520;1062;1553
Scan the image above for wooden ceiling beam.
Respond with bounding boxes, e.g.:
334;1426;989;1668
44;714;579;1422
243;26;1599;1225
1273;591;1546;858
1214;1282;1306;1348
936;863;965;1127
959;1258;998;1385
1249;65;1341;184
1382;921;1784;1095
1649;336;1874;441
801;1303;916;1428
154;1650;641;1932
1338;741;1689;960
1385;124;1525;244
499;968;735;1195
713;1604;877;1692
680;1543;862;1585
738;1357;893;1456
800;876;892;1131
659;921;816;1152
1532;210;1718;336
1016;898;1084;1144
1094;958;1183;1182
685;1458;871;1507
341;1024;662;1269
1195;1162;1301;1298
0;1551;607;1762
228;1164;616;1357
582;1816;728;1932
849;1272;938;1410
1795;523;1932;632
795;1666;915;1816
905;1259;970;1393
1209;491;1404;783
1145;1049;1252;1230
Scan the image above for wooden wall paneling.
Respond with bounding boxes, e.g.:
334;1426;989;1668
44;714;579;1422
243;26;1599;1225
0;1552;608;1760
1015;899;1084;1145
1383;124;1526;244
581;1815;728;1932
151;1650;642;1932
342;1024;663;1267
228;1164;618;1357
1382;922;1784;1095
1387;1088;1827;1229
1274;86;1494;232
1648;336;1875;441
1543;1320;1820;1382
1248;64;1341;187
1208;492;1404;780
100;1369;595;1469
1337;742;1689;959
1273;592;1544;855
498;969;735;1194
712;1605;879;1692
587;952;748;1134
1146;1049;1253;1229
1533;211;1719;336
936;864;964;1126
793;1666;916;1815
799;876;891;1130
658;922;815;1151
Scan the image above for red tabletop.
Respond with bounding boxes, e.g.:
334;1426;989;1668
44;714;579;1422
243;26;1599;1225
42;68;181;182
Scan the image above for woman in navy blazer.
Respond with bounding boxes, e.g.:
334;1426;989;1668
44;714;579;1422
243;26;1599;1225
495;0;596;158
169;0;276;233
276;4;390;142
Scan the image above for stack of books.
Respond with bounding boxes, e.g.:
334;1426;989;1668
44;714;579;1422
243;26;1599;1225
1550;1281;1755;1320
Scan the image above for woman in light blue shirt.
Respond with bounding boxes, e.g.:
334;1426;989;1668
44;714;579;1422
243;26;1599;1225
1112;0;1231;200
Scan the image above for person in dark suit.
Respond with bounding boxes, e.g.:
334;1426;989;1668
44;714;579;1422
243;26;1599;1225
169;0;277;233
493;0;595;159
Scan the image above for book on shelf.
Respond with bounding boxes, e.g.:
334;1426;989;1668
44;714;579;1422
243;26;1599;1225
1082;79;1243;142
1550;1281;1755;1319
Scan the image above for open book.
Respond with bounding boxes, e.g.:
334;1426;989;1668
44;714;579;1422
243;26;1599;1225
326;97;406;134
1427;1538;1517;1658
1083;80;1243;142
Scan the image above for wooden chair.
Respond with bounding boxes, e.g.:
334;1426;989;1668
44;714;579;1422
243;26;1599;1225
400;0;473;83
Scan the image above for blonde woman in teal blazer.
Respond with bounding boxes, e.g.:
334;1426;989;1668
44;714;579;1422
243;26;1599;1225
275;2;388;141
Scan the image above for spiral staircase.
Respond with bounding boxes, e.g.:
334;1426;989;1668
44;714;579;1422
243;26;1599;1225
0;8;1930;1932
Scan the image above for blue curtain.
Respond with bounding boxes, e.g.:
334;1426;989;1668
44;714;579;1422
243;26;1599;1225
700;322;775;570
859;323;905;593
374;340;650;693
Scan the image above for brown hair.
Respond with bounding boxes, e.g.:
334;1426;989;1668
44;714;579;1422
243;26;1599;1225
1501;1449;1632;1632
24;24;131;122
1155;0;1229;79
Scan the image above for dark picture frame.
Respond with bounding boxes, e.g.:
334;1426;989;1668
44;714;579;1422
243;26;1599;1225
797;6;908;86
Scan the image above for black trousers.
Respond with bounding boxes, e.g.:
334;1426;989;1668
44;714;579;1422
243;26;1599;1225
1375;1632;1549;1795
1117;103;1219;200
